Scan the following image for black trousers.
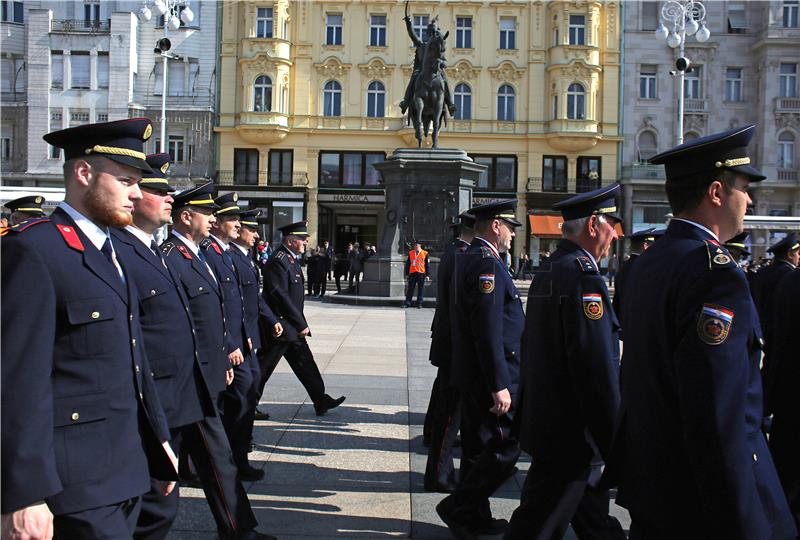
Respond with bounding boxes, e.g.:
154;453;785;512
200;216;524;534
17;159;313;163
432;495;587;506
424;368;460;488
221;353;260;468
405;273;426;305
448;388;520;520
257;338;326;407
504;459;625;540
770;411;800;530
313;279;327;297
56;496;141;539
348;270;361;288
135;416;259;540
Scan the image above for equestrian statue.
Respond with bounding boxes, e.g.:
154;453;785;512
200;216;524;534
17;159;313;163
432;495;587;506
399;6;456;148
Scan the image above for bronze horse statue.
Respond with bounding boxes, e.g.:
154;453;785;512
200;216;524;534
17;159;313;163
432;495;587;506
408;28;450;148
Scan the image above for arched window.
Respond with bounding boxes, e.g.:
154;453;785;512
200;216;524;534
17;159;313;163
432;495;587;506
779;130;795;168
454;83;471;120
254;75;272;112
497;84;515;121
567;83;585;120
323;80;342;117
366;81;385;118
637;130;658;162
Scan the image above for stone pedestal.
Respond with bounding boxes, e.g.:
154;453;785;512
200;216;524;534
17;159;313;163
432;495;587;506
358;148;484;298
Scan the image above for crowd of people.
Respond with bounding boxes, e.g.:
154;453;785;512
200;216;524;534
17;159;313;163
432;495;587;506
2;117;799;540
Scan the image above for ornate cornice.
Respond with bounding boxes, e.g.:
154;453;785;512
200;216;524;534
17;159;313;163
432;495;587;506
446;59;481;82
488;61;526;83
357;58;395;80
314;57;351;79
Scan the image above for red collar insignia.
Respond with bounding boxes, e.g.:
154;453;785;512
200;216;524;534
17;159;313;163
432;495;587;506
56;224;85;252
211;242;222;255
176;245;192;260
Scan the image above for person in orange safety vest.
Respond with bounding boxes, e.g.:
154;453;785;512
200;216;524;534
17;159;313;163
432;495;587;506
404;241;431;308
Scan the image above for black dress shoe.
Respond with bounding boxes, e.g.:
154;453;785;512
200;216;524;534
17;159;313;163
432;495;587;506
314;394;346;416
435;498;477;540
475;518;508;535
180;472;203;489
237;464;265;482
253;408;270;420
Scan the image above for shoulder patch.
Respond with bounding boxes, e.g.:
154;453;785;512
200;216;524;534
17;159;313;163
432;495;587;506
479;273;495;294
176;245;192;260
576;256;598;273
55;223;85;252
0;217;51;237
582;293;604;320
704;240;736;270
160;241;175;256
275;250;287;261
697;303;734;345
479;246;495;259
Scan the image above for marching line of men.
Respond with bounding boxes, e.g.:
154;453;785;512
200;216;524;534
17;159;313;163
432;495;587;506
0;118;344;540
426;124;800;540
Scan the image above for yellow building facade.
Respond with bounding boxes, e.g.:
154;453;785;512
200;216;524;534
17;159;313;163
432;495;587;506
216;0;622;261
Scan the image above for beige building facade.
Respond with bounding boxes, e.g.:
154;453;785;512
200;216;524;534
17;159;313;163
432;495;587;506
216;0;623;262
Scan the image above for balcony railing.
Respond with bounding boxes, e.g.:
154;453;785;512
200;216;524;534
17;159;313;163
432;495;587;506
216;170;309;186
684;99;707;112
776;97;800;112
776;169;799;181
622;163;666;180
526;177;602;193
51;19;111;33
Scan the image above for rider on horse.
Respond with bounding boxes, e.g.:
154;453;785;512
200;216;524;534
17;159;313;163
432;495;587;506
399;16;457;118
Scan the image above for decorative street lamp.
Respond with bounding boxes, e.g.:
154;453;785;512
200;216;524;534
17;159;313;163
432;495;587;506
135;0;196;152
654;0;710;146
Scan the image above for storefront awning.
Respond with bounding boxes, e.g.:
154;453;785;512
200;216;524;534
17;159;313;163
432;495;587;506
529;214;624;238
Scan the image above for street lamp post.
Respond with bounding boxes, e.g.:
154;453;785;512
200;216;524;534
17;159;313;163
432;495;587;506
135;0;195;153
654;1;710;146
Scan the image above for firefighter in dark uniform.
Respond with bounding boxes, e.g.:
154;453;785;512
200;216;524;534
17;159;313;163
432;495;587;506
610;125;797;539
767;268;800;530
423;211;475;493
5;194;47;225
258;221;346;416
505;184;626;540
723;231;751;266
1;118;177;539
160;183;272;540
202;193;264;481
436;201;524;539
753;232;799;409
229;209;282;451
612;227;655;324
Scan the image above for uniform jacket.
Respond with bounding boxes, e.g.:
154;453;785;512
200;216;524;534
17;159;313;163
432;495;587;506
1;209;174;516
611;219;796;540
449;238;524;397
229;244;277;351
112;228;215;427
611;252;639;324
517;239;621;465
262;244;308;340
429;238;469;369
161;233;230;397
203;237;248;354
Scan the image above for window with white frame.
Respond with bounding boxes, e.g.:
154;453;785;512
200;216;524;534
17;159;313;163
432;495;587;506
51;51;63;89
725;68;742;101
1;1;23;23
326;13;342;45
727;2;747;33
499;17;516;49
254;75;272;112
567;83;586;119
1;137;11;160
778;131;795;168
323;80;341;116
366;81;385;118
370;14;386;47
70;52;90;89
569;15;586;45
70;109;90;126
412;15;429;42
497;84;515;121
49;109;63;158
97;52;109;89
780;63;798;97
84;2;99;27
256;7;273;38
454;83;471;120
639;65;657;99
168;61;184;96
168;134;185;164
684;66;701;99
784;1;799;27
456;17;472;48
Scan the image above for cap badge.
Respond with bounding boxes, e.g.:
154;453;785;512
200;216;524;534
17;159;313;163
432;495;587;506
713;253;731;265
232;193;239;202
143;124;153;140
583;294;604;320
35;196;43;204
160;162;169;174
697;304;733;345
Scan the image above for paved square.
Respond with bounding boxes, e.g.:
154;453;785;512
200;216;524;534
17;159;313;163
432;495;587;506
167;302;629;539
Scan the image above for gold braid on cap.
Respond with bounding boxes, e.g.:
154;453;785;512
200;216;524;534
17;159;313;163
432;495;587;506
215;205;240;214
140;178;169;183
715;157;750;168
15;208;44;213
594;206;617;214
497;213;516;219
85;145;147;160
187;198;215;205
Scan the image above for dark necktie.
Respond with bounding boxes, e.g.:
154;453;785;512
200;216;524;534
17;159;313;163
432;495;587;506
196;248;208;265
151;240;168;269
101;237;124;283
